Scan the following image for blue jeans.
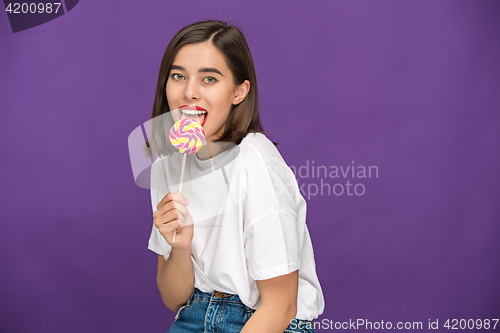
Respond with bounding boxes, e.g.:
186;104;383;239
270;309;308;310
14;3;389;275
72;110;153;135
168;287;315;333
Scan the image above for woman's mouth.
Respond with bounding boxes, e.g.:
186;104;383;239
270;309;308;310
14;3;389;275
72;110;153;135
179;105;208;127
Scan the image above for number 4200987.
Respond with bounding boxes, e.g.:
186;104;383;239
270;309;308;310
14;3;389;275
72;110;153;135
444;319;498;330
5;3;62;14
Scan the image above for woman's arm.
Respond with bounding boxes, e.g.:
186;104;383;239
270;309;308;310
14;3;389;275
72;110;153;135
153;192;195;313
241;270;299;333
156;251;194;313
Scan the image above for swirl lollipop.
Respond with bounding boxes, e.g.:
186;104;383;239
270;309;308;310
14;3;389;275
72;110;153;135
169;118;205;155
169;118;205;243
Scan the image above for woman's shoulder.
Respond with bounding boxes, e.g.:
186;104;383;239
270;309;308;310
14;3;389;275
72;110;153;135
238;132;290;175
239;132;279;156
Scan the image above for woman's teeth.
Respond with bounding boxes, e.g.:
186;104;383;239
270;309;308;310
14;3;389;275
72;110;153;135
180;109;208;126
182;110;206;115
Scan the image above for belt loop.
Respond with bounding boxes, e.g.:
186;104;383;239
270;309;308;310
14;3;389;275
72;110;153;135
186;288;196;305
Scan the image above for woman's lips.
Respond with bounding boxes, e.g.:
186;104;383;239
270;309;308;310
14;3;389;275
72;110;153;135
179;105;208;126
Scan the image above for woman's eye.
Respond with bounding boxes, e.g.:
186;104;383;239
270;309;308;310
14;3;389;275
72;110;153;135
204;77;217;84
171;73;184;80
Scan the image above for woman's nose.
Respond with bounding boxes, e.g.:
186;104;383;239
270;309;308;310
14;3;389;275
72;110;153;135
184;80;200;100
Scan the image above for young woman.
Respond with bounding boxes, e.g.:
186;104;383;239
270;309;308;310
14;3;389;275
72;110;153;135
146;20;324;332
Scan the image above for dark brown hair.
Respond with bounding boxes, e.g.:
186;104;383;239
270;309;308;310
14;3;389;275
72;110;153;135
144;20;277;158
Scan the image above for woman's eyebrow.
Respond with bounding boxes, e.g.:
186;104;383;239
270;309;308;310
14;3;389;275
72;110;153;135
171;65;224;76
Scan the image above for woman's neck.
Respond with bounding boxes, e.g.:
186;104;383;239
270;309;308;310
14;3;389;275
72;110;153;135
196;141;224;160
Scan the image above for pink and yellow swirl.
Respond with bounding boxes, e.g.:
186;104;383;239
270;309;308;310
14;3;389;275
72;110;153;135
169;118;205;155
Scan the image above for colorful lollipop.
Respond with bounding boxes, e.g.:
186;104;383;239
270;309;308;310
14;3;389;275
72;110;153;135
169;118;205;155
168;118;205;243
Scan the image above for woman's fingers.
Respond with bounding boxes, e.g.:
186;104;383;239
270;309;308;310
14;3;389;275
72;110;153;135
157;219;185;245
154;202;188;226
158;218;181;235
157;192;189;211
153;192;189;219
153;192;191;230
152;192;194;248
172;201;189;224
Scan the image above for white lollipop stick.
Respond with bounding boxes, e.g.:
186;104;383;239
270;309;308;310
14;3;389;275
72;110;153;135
173;153;187;244
169;118;205;244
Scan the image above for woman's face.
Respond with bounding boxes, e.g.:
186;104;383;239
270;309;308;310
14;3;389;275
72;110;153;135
166;41;249;143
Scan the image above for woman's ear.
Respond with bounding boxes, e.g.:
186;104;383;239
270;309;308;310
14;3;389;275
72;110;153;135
232;80;250;105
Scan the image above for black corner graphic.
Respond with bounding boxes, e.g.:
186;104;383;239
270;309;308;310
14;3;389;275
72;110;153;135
64;0;78;12
3;0;79;33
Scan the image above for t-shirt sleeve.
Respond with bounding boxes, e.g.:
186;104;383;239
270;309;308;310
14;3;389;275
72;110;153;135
245;210;302;280
242;141;306;281
147;158;173;259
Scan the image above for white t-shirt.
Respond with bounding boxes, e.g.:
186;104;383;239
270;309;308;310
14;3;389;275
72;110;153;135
148;132;324;320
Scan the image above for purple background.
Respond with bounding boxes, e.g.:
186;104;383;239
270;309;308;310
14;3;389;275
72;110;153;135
1;0;499;332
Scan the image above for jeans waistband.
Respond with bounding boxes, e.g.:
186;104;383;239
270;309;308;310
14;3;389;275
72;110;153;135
191;287;245;303
190;288;315;326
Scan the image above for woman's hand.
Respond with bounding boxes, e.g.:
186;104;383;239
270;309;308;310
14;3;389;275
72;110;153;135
153;192;194;252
